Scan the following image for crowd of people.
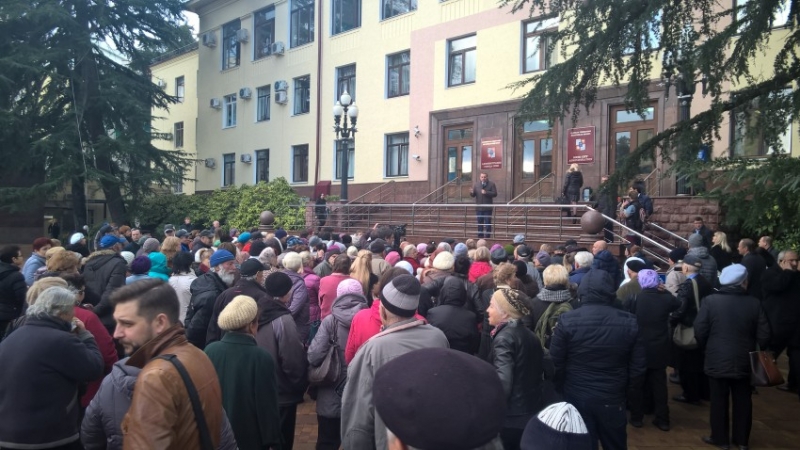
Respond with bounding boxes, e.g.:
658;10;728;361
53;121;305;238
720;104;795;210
0;216;797;450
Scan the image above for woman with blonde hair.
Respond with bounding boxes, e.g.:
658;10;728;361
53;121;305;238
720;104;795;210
562;163;584;221
45;250;81;275
710;231;734;269
350;250;377;298
160;236;181;269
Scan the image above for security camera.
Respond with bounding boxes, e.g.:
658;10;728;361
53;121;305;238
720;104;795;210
413;126;421;138
411;154;421;161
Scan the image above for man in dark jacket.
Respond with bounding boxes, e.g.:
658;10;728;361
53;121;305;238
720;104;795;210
595;175;617;242
83;235;129;335
185;250;237;349
470;172;498;238
591;248;623;288
694;264;770;450
549;269;646;450
761;250;800;393
426;276;479;354
206;258;271;345
0;245;26;338
690;217;714;250
738;238;766;300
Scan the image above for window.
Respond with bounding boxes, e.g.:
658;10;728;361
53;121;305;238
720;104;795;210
291;0;315;48
335;140;355;180
332;0;360;35
256;149;269;182
174;122;184;148
175;76;185;102
523;17;558;73
173;180;183;194
256;85;271;122
736;0;791;32
292;145;309;182
336;64;356;102
623;10;661;54
610;104;657;174
448;35;476;87
732;89;793;157
382;0;417;20
223;153;235;186
385;133;409;177
223;94;237;128
222;20;241;70
387;51;410;97
254;6;275;59
293;75;311;115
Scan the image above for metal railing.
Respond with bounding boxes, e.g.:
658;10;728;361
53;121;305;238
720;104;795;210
507;172;555;204
646;221;688;248
412;177;462;205
346;180;396;205
642;167;661;197
585;206;672;267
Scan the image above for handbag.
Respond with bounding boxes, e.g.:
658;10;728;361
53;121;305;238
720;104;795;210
672;279;700;349
308;319;341;386
750;347;785;387
156;354;215;450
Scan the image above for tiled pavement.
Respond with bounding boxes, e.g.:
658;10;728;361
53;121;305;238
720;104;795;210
292;355;799;449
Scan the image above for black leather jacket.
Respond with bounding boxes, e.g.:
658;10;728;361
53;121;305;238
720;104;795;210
490;320;544;425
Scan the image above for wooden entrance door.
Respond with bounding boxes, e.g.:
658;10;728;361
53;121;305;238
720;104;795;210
609;104;657;176
444;125;474;201
514;120;555;199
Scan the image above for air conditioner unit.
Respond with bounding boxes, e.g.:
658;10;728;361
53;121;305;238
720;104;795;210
240;154;252;164
274;80;289;92
275;91;288;105
201;32;216;48
238;87;252;99
236;29;249;43
162;132;174;141
156;79;166;89
210;98;222;109
204;158;216;169
270;41;285;55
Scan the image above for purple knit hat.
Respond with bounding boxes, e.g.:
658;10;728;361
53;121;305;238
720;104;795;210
638;269;660;289
337;278;365;297
130;256;151;275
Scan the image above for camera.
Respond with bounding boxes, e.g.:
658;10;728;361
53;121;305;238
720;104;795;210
393;224;407;238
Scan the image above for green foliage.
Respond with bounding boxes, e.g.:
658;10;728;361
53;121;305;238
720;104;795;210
130;178;306;233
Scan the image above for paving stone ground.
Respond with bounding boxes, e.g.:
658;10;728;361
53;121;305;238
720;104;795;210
292;355;799;450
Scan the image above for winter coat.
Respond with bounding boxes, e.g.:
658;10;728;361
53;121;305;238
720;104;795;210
82;250;128;334
710;245;733;270
255;297;308;406
345;300;382;364
530;287;574;329
308;292;367;418
664;266;686;296
670;274;714;328
169;272;197;324
694;286;770;379
207;278;271;345
125;274;150;285
532;287;574;350
761;267;800;349
426;277;479;354
185;272;229;349
319;272;351;320
595;187;617;218
468;260;493;283
491;320;544;429
21;253;45;286
0;261;26;323
314;260;333;278
741;252;767;299
370;255;392;278
0;316;103;449
147;252;170;281
562;171;583;201
687;246;719;288
549;270;646;403
451;272;484;324
568;266;591;287
592;250;623;288
205;332;281;450
74;307;118;408
627;288;680;369
284;269;310;342
302;267;322;323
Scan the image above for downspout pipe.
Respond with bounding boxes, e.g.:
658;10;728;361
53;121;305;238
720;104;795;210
313;0;323;190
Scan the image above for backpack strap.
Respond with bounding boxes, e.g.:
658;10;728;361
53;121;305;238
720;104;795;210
156;354;215;450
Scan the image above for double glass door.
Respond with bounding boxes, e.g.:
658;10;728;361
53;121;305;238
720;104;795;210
610;105;656;175
445;126;475;201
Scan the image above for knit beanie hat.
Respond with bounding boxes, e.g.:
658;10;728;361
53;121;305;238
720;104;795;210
120;251;135;267
385;251;401;267
265;271;293;298
490;247;508;265
218;295;258;331
638;269;660;289
380;274;421;317
669;247;687;263
130;256;152;275
142;237;160;254
433;251;455;271
337;278;365;298
521;402;592;450
210;249;235;267
491;288;530;319
490;244;502;253
395;260;414;275
249;240;267;257
536;251;552;267
69;233;84;245
237;232;251;244
416;243;427;256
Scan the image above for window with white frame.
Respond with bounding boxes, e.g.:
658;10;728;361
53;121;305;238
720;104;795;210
732;89;793;157
292;145;309;182
448;35;476;87
254;6;275;59
291;0;315;48
336;64;356;102
523;17;558;73
335;139;354;180
382;0;417;20
222;19;241;70
385;133;409;177
174;122;184;148
256;85;270;122
223;94;237;128
387;51;410;97
223;153;235;186
256;149;269;182
332;0;360;35
735;0;791;32
294;75;311;115
175;76;185;102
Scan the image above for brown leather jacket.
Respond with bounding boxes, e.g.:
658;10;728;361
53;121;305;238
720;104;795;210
122;324;223;450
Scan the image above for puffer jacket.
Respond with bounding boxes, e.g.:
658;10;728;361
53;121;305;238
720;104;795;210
550;269;646;403
426;277;479;354
592;250;623;288
468;260;492;283
670;274;714;328
284;269;310;342
0;261;26;323
490;320;544;428
82;250;127;333
687;246;719;288
255;297;308;406
694;285;770;379
21;253;45;286
307;292;367;418
302;267;322;323
185;272;229;349
345;300;382;364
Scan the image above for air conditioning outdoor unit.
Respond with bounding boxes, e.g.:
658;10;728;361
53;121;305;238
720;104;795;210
156;79;166;89
270;41;285;55
236;29;249;43
274;80;289;92
210;98;222;109
162;132;174;141
240;154;252;164
239;87;252;99
275;91;288;105
204;158;216;168
201;32;217;48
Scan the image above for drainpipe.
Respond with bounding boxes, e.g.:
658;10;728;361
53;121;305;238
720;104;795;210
313;0;323;190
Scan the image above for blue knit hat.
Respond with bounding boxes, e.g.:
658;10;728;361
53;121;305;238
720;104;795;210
99;234;125;249
237;232;251;244
210;249;235;267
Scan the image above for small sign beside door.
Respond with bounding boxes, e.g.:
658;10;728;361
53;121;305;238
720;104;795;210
480;137;503;170
567;126;595;164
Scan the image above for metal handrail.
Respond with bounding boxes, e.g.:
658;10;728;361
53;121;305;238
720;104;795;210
642;167;661;197
345;180;396;205
412;177;461;205
507;172;555;204
646;221;688;244
584;206;672;253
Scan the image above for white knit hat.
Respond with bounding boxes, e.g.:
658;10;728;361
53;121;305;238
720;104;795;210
218;295;258;331
432;251;455;271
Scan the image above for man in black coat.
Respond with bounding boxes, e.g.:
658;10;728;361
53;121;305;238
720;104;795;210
0;246;26;339
550;269;646;450
185;250;238;349
737;238;766;300
206;259;272;345
595;175;617;242
761;249;800;393
469;172;498;239
694;264;770;450
690;217;714;250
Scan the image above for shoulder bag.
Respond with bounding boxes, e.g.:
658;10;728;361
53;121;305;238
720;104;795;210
156;354;215;450
308;319;340;386
750;346;785;387
672;279;699;349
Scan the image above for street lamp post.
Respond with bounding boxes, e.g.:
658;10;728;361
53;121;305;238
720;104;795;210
332;90;358;202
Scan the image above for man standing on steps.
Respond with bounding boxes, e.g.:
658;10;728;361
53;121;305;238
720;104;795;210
470;172;497;239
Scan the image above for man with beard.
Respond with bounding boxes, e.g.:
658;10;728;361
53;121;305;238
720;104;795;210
107;279;227;449
185;250;238;349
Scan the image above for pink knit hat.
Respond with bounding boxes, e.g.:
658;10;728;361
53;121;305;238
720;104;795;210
385;251;401;266
337;278;364;297
416;243;427;256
